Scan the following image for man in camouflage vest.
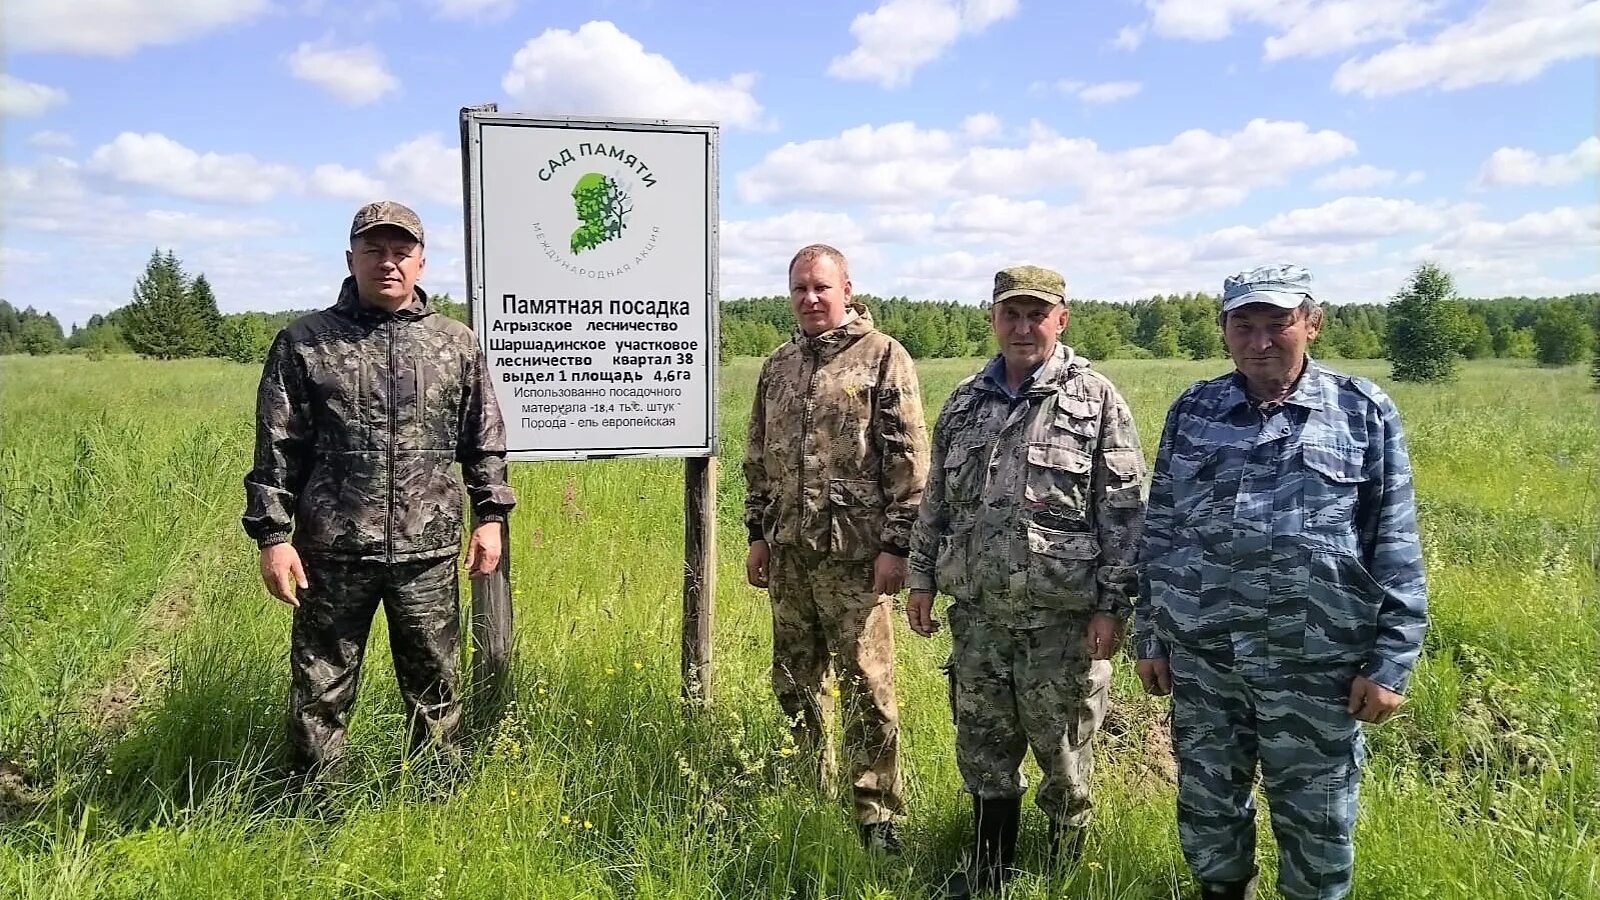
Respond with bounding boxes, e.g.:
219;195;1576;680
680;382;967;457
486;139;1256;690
243;201;516;775
908;265;1146;897
1135;265;1428;900
743;243;928;851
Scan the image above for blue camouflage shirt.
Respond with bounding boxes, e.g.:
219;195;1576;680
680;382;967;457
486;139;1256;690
1134;358;1428;693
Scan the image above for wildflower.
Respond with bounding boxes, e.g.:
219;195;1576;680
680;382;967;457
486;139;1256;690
633;661;643;670
779;747;795;757
605;667;617;676
400;759;411;772
585;718;595;727
561;814;572;824
583;820;594;830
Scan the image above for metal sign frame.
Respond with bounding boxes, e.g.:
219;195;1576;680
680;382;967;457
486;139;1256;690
462;109;720;462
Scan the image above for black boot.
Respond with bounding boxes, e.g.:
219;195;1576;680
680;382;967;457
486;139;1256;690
1047;820;1086;869
1198;871;1259;900
942;796;1022;898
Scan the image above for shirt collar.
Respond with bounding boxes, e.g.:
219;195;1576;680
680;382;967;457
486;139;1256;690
979;344;1072;398
1225;355;1328;412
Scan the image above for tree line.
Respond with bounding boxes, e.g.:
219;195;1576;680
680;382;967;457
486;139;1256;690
5;252;1596;386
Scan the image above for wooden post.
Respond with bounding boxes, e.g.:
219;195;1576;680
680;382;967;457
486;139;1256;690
682;457;716;703
471;520;513;699
459;102;513;707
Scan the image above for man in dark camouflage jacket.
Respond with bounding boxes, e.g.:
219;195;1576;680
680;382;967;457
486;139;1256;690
242;201;516;774
908;265;1146;897
1136;265;1428;900
743;244;929;852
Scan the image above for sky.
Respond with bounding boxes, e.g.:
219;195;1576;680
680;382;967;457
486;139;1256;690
2;0;1596;327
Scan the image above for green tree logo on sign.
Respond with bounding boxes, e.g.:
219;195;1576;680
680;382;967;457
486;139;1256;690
570;172;632;254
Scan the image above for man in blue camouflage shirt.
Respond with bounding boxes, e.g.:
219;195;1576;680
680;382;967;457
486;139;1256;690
1134;264;1428;900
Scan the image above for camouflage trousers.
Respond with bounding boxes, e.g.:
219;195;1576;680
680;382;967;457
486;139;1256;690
1169;645;1364;900
288;554;462;773
768;546;904;825
946;602;1110;827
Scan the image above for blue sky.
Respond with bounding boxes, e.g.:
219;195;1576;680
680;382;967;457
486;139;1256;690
2;0;1596;326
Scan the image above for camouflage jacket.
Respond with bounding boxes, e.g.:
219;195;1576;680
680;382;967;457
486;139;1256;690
242;278;516;562
908;345;1146;627
743;304;928;560
1134;358;1428;693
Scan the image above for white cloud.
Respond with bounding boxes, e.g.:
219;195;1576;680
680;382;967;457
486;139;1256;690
1263;0;1439;60
738;122;966;205
502;21;766;128
1476;136;1600;187
4;156;294;245
433;0;516;21
311;164;389;201
828;0;1019;89
288;42;400;106
1429;204;1600;254
0;74;68;117
5;0;268;56
1141;0;1437;60
720;211;876;298
738;118;1356;217
1077;81;1143;104
376;133;461;207
1312;164;1397;190
86;132;301;204
27;130;75;151
1334;0;1600;96
1111;25;1145;50
961;113;1003;140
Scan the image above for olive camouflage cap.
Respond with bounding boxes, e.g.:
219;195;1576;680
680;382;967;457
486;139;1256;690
350;200;424;245
991;265;1066;306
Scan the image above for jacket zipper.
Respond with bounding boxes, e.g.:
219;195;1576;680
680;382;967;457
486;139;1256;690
799;343;819;538
386;318;397;563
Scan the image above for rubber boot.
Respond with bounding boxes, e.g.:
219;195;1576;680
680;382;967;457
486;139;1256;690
1199;870;1259;900
941;796;1022;898
1047;820;1086;870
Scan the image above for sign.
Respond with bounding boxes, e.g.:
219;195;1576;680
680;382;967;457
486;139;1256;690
462;112;719;460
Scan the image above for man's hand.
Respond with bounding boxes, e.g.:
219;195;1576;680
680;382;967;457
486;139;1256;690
1086;613;1123;660
260;543;308;608
1347;675;1405;724
872;552;907;596
746;539;770;589
1135;657;1172;696
466;522;503;578
906;589;941;637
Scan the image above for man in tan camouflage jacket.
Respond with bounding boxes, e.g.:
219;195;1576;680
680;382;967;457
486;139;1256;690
242;201;516;776
908;266;1146;896
743;243;929;851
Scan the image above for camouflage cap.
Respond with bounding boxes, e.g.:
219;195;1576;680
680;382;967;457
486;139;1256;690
991;265;1066;306
350;200;424;244
1222;263;1314;313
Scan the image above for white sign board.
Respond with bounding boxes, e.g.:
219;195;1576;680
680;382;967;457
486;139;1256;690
463;112;719;460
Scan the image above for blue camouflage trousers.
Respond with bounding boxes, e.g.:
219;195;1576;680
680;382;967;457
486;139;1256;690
1169;646;1364;900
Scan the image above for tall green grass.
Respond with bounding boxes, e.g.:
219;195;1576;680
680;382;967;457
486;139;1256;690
0;354;1594;898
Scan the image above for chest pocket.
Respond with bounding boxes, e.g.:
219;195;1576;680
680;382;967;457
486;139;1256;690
1167;445;1231;529
1300;442;1368;542
1024;442;1093;522
943;441;989;506
1053;394;1102;448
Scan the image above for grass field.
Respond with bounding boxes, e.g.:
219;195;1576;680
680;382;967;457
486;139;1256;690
1;353;1595;899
